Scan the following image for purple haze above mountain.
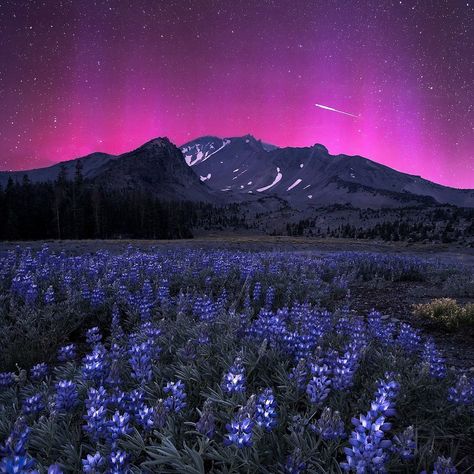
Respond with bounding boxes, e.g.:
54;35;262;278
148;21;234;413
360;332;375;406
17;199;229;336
0;1;472;188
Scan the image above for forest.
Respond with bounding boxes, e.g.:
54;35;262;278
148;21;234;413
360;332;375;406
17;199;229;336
0;162;244;240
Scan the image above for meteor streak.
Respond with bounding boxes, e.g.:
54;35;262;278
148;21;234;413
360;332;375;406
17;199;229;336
315;103;359;118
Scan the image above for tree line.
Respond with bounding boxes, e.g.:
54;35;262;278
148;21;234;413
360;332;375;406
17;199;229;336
0;161;245;240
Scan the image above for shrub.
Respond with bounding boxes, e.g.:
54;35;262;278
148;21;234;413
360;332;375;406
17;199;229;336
413;298;474;329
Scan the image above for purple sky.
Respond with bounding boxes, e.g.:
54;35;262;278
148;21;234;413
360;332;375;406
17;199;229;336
1;0;472;188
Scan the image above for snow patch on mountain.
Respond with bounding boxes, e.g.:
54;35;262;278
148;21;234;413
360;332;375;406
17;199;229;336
287;178;302;191
257;167;282;192
232;169;247;180
181;139;231;166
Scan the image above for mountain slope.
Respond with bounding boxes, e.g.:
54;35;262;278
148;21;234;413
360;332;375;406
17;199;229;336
181;136;474;208
91;137;215;202
1;135;472;209
0;152;117;187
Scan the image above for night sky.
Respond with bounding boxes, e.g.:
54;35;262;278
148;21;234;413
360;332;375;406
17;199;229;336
1;1;472;188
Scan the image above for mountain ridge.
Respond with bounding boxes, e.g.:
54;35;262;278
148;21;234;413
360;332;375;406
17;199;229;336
0;135;472;209
182;136;474;208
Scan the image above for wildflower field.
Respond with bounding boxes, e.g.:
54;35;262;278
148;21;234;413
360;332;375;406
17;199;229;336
0;245;473;473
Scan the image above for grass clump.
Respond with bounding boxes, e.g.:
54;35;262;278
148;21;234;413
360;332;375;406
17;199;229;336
413;298;474;329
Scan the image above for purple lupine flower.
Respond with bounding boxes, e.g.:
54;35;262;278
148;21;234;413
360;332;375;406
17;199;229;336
55;380;78;412
84;387;109;442
141;321;162;341
140;322;162;359
397;323;421;353
284;448;306;474
369;376;400;419
215;289;228;313
393;426;416;461
163;380;187;413
1;418;30;457
0;455;36;473
81;282;91;301
432;456;457;474
341;375;399;473
85;385;108;410
421;456;458;474
91;286;105;308
25;281;38;304
448;374;474;406
44;285;55;304
108;389;128;412
30;363;48;382
289;359;308;391
196;400;215;439
82;452;105;473
252;281;261;302
58;344;76;362
137;405;155;432
48;463;64;474
255;388;278;431
157;279;170;306
22;394;45;416
311;407;346;441
0;372;15;389
332;349;359;391
82;345;109;383
224;412;254;448
109;450;129;474
288;414;307;437
107;411;132;448
111;304;124;342
306;363;331;405
193;295;216;322
140;279;154;319
222;357;246;394
422;339;446;379
129;341;153;383
367;310;396;345
86;327;102;346
265;286;275;309
126;388;145;419
0;418;37;473
225;395;256;448
341;414;393;472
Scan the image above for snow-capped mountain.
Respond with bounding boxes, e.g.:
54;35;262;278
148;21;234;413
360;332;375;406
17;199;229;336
181;135;474;208
1;135;472;209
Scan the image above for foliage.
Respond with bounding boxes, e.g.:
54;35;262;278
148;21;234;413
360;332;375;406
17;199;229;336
0;246;472;473
0;169;245;240
413;298;474;330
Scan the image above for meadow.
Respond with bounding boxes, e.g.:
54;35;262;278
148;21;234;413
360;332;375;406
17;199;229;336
0;243;473;473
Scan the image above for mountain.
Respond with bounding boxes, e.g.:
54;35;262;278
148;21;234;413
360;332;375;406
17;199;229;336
90;137;215;202
0;138;215;203
1;135;472;209
181;135;474;208
0;152;117;187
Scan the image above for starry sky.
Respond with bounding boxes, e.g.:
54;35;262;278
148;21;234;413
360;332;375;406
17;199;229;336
1;1;472;188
